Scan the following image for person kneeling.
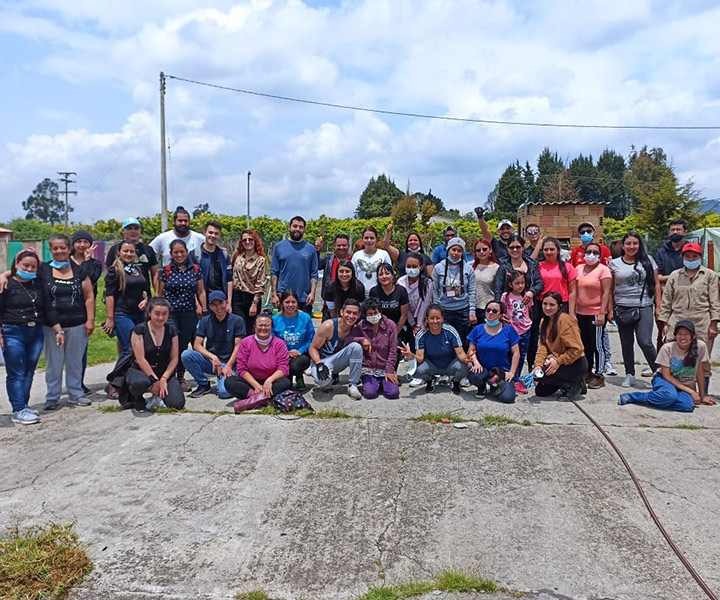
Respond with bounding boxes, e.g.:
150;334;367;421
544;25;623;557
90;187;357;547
619;320;716;412
347;297;399;400
399;304;469;395
125;297;186;411
309;299;363;399
224;313;292;400
181;291;246;399
533;292;587;402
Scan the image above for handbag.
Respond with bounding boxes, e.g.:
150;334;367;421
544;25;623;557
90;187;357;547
271;390;314;413
614;305;640;325
233;389;269;413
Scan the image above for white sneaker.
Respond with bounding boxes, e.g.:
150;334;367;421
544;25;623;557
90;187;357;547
12;408;39;425
409;378;424;388
146;395;166;410
641;367;653;377
347;384;362;400
460;377;470;387
438;375;450;386
604;363;617;376
621;374;636;388
407;358;417;377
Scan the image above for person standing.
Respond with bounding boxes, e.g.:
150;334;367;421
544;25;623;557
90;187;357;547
570;222;611;267
105;218;158;296
382;222;433;276
500;271;533;394
0;249;46;425
197;220;232;308
431;225;461;263
229;229;267;334
352;226;391;297
537;237;578;317
655;218;689;351
397;253;433;355
271;216;318;314
610;232;661;388
326;260;365;318
478;209;514;262
472;238;499;324
315;233;351;320
149;206;206;268
523;223;544;261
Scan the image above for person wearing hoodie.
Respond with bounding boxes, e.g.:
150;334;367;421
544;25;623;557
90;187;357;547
431;237;476;344
654;218;689;351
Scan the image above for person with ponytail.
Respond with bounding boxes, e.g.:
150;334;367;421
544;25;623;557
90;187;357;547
619;321;715;411
610;232;661;388
0;249;46;424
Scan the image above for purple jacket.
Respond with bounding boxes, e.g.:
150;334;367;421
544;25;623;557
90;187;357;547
236;335;290;380
347;316;398;374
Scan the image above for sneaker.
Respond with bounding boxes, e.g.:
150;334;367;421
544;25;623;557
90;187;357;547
460;377;470;387
146;395;166;410
451;381;462;395
641;367;653;377
43;400;58;411
104;383;120;399
190;382;212;398
81;384;91;394
604;363;618;376
618;393;632;406
12;408;39;425
425;378;436;393
25;406;39;415
438;375;450;386
409;377;424;388
68;396;92;406
332;373;340;386
514;381;528;394
621;374;636;388
475;388;486;399
587;374;605;389
347;384;362;400
564;383;584;402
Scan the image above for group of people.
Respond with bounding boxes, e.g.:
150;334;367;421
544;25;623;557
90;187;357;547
0;206;717;425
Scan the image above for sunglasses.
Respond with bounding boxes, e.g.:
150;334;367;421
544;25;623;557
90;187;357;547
508;245;523;250
242;238;255;244
485;307;500;314
579;230;593;235
474;247;489;253
585;251;600;256
526;229;540;235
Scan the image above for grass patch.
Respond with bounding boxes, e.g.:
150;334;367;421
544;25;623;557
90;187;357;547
235;592;274;600
413;412;464;424
98;405;124;413
414;413;531;427
477;415;520;427
0;522;93;600
312;409;358;419
657;423;706;430
357;570;500;600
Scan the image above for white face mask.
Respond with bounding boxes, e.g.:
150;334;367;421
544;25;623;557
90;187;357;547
366;313;382;324
406;267;420;278
584;253;600;265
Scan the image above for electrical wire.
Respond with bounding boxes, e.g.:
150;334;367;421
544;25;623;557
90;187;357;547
165;74;720;131
572;400;718;600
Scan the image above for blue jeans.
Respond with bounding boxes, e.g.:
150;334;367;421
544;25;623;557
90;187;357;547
3;324;44;412
468;369;516;403
514;330;531;382
623;373;695;412
180;349;234;398
115;312;145;366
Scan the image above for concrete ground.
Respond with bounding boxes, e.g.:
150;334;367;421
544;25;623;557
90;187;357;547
1;331;720;600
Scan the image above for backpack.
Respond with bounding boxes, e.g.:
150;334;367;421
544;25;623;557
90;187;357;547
164;262;200;281
271;390;314;413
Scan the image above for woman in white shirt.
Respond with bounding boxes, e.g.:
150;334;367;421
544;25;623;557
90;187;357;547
352;226;391;298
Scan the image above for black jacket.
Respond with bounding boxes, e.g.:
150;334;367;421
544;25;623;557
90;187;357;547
493;256;544;301
655;240;684;277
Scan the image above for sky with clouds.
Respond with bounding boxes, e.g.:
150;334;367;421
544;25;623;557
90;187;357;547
1;0;719;224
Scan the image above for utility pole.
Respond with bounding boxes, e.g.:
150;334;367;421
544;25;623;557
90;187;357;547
160;72;168;231
57;172;77;231
247;171;251;229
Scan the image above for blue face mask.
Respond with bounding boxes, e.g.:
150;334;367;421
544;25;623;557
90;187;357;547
580;232;594;244
485;318;501;327
49;260;70;269
447;256;462;265
405;267;420;278
16;270;37;280
684;259;701;270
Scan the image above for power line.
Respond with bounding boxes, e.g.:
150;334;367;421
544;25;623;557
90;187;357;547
165;74;720;131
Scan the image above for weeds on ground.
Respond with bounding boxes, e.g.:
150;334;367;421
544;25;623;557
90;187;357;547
357;570;500;600
413;412;464;423
98;405;124;413
235;592;274;600
0;522;93;600
413;413;529;427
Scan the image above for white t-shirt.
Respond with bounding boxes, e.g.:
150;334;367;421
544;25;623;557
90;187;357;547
352;249;391;297
150;230;206;266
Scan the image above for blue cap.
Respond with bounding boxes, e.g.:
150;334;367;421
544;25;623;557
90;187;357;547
121;218;141;229
208;290;227;304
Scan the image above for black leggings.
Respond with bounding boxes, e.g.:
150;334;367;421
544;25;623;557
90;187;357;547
535;357;588;396
289;354;311;377
577;314;606;374
225;376;292;399
125;367;186;411
170;310;197;379
231;291;261;335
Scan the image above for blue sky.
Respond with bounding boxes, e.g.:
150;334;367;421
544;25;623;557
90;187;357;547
1;0;719;223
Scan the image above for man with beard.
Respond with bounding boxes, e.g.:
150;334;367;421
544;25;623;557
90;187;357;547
149;206;206;268
477;208;514;262
271;215;318;314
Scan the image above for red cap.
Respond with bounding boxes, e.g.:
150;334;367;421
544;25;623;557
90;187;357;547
681;242;702;255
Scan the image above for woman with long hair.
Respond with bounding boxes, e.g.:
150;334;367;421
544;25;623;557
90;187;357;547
272;289;315;390
610;232;661;388
157;239;207;389
472;238;499;324
574;241;612;389
370;263;408;337
537;237;577;317
397;252;433;350
533;292;587;401
327;260;365;318
229;229;267;333
352;226;391;297
382;222;433;276
0;249;46;424
124;297;185;411
619;321;715;411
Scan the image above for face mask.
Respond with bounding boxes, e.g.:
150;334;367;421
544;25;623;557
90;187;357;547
580;232;594;244
254;334;271;347
684;259;701;270
49;260;70;269
447;256;462;265
405;267;420;278
366;313;382;324
175;225;190;236
17;270;37;280
584;253;600;265
669;233;684;243
485;318;500;327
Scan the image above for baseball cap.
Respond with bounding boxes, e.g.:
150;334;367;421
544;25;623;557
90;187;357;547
208;290;227;304
674;320;695;335
681;242;702;254
497;219;513;230
578;222;595;232
122;218;141;229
